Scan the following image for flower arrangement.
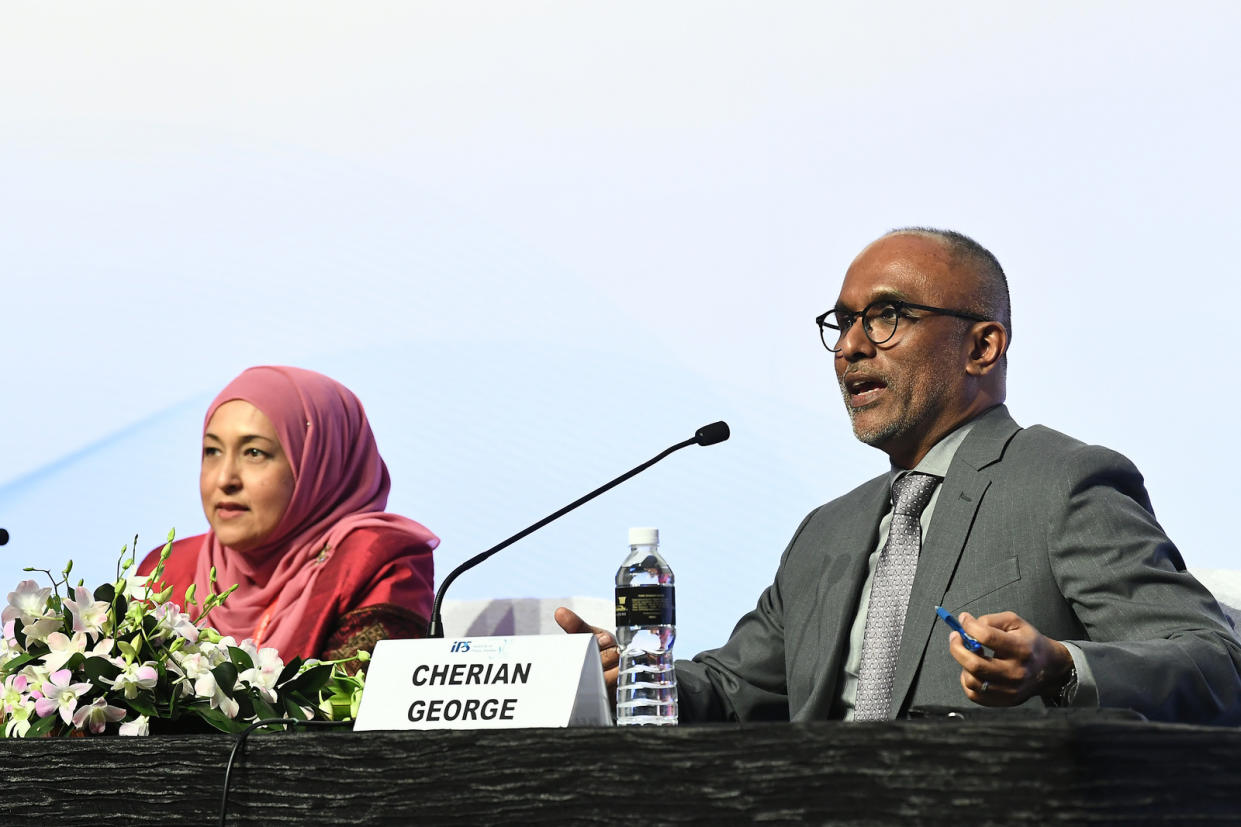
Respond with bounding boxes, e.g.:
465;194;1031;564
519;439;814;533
1;531;365;737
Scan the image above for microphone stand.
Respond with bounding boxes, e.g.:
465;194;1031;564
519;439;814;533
425;422;728;638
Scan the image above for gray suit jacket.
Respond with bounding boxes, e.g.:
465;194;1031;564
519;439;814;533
677;406;1241;724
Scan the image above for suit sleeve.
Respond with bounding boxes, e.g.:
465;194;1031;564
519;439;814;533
676;511;817;723
1048;444;1241;724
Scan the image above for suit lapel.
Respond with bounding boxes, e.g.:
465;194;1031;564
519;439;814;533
888;406;1021;715
802;476;891;708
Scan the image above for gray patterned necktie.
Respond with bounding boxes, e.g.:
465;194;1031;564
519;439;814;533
853;471;940;721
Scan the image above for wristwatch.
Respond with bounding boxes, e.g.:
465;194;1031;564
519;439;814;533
1044;665;1079;707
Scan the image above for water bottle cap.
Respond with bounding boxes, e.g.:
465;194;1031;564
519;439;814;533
628;526;659;546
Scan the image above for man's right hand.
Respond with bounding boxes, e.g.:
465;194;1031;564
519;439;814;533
554;607;619;703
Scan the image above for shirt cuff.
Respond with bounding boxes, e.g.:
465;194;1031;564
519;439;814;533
1061;641;1099;707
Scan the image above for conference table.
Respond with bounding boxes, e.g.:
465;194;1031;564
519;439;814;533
3;711;1239;823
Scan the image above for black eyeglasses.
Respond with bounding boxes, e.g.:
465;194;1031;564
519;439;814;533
815;300;989;353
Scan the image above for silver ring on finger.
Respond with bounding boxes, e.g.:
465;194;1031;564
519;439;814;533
980;680;990;693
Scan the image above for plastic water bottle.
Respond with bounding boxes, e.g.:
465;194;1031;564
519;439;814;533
615;526;677;725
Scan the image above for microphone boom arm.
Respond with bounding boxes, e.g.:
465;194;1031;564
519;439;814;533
425;423;726;638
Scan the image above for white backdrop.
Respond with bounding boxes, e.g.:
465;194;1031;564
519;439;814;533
2;2;1239;657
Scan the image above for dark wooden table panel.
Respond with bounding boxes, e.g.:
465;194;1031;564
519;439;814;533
3;714;1240;824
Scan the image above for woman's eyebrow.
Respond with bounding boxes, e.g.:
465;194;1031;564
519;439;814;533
202;432;276;445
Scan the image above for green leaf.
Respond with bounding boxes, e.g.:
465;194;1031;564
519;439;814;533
280;663;333;697
233;691;255;720
116;639;138;663
11;620;27;651
282;695;309;721
228;646;254;672
319;690;354;721
212;662;239;696
277;657;304;685
25;713;59;738
126;696;159;717
251;695;281;721
83;655;123;683
1;653;35;675
194;707;248;734
93;582;116;603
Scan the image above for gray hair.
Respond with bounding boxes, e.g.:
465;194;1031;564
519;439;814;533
889;227;1012;344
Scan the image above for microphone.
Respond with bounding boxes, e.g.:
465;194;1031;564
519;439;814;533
695;421;729;446
425;421;730;638
0;528;7;546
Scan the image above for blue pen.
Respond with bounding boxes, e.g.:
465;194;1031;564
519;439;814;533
935;605;984;654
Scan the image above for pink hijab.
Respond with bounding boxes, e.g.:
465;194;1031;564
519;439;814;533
192;365;438;656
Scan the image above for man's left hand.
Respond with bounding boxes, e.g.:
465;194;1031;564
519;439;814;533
948;611;1073;706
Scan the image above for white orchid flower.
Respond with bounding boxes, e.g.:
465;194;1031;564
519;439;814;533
63;586;111;638
118;714;150;736
194;671;240;719
34;668;92;725
72;696;126;734
4;698;34;737
18;661;51;692
106;661;159;700
163;659;196;698
2;580;51;626
39;631;89;673
152;602;199;644
239;646;284;702
173;652;212;681
197;637;237;667
0;620;22;665
2;674;29;715
18;613;63;645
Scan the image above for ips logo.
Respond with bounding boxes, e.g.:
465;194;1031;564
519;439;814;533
450;640;471;653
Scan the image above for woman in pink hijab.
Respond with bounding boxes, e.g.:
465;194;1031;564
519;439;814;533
138;366;437;663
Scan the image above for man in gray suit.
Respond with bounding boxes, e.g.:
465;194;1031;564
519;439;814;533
558;228;1241;724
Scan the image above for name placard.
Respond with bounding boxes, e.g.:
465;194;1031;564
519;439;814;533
353;634;611;730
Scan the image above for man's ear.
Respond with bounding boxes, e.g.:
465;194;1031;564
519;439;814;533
965;321;1008;376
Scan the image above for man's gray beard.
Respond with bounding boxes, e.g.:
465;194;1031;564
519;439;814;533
844;398;909;448
838;355;958;451
837;375;904;446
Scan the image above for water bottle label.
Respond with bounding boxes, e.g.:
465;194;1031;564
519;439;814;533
615;585;675;625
